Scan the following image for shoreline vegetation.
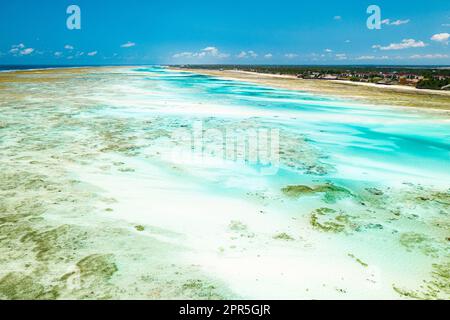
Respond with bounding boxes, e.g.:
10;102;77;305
2;65;450;111
173;65;450;90
171;66;450;111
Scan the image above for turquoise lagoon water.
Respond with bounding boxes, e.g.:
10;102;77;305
131;67;450;184
1;66;448;299
82;66;449;298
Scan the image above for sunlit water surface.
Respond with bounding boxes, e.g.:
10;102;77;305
0;66;448;299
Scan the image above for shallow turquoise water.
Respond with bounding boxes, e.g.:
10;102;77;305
1;66;448;299
132;66;450;188
108;66;448;299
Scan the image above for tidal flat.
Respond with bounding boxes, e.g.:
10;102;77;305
174;68;450;111
0;66;449;299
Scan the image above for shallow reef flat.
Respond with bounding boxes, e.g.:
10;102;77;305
0;66;449;299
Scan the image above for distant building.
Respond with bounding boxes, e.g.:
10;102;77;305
321;74;338;80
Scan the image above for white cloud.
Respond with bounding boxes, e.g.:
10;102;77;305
87;51;98;56
382;19;410;26
431;33;450;44
356;56;376;60
172;46;229;59
20;48;34;55
372;39;427;50
172;52;194;58
333;16;342;20
391;19;410;26
442;24;450;27
324;49;333;53
237;50;258;58
9;44;41;57
264;53;273;59
335;53;347;60
202;46;229;58
410;54;449;59
284;53;298;59
355;55;389;60
54;51;63;57
121;41;136;48
9;44;26;54
64;44;74;50
202;46;219;55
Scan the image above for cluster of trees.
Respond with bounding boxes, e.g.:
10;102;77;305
416;78;450;90
179;64;450;78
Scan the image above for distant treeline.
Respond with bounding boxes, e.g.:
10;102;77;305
417;78;450;90
174;65;450;90
176;64;450;78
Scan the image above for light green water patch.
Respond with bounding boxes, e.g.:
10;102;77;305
228;220;255;240
0;91;236;299
134;225;145;232
310;208;358;234
281;183;353;204
273;232;295;241
398;232;446;259
347;253;369;268
0;272;60;300
416;191;450;206
0;176;235;300
393;261;450;300
1;67;448;299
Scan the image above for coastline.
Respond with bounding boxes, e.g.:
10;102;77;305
1;66;449;299
170;68;450;111
0;65;144;74
219;69;450;96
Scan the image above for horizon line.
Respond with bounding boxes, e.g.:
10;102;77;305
1;64;450;68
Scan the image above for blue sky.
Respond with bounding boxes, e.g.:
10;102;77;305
1;0;449;65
